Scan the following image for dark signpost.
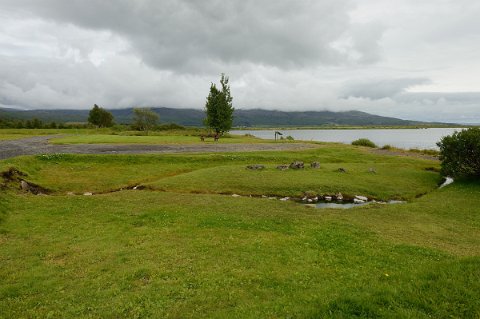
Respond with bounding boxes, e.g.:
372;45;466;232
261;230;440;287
275;131;283;141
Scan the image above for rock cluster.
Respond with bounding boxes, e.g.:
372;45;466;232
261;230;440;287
289;161;304;169
247;161;320;171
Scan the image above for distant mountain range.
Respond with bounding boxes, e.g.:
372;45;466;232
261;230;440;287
0;107;449;127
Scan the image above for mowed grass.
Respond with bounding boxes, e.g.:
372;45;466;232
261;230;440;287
1;144;440;198
147;163;438;200
0;128;112;140
49;133;266;144
1;145;479;317
0;190;479;318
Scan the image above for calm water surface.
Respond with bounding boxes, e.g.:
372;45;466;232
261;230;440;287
231;128;464;149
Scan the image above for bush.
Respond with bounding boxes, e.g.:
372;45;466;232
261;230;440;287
381;144;393;150
352;138;377;148
409;148;439;156
437;128;480;179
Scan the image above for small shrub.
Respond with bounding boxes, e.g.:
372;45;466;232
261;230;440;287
437;128;480;179
382;144;392;150
286;135;294;141
409;148;440;156
352;138;377;148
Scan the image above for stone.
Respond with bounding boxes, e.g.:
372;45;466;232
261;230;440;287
232;194;241;197
67;192;75;196
307;199;313;203
20;180;30;191
310;162;321;169
246;164;265;170
289;161;304;169
368;167;377;174
336;193;343;200
303;191;317;199
324;196;332;201
280;197;290;201
261;195;267;198
353;198;365;204
355;195;368;201
276;164;289;170
338;168;347;173
83;192;93;196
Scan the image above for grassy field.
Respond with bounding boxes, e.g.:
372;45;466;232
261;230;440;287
0;128;114;141
1;140;479;317
49;133;264;145
0;128;266;144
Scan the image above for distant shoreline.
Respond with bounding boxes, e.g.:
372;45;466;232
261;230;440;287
232;125;474;130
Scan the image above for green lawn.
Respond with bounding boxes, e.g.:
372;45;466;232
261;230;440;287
1;144;479;318
0;128;267;144
49;133;265;145
0;128;114;141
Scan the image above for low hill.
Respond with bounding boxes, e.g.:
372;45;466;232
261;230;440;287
0;107;442;127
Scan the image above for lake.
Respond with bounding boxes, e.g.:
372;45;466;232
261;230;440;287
231;128;464;149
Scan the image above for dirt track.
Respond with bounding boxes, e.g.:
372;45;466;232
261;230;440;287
0;136;320;160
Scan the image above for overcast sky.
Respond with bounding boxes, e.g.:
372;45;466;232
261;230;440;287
1;0;479;123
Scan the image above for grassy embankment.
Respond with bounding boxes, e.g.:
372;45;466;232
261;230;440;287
0;136;479;317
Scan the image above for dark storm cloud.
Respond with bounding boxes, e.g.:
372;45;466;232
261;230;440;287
1;0;381;72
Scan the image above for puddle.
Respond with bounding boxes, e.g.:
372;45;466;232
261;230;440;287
314;200;406;209
316;202;368;209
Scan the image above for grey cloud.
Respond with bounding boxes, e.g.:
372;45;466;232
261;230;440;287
341;78;431;100
1;0;383;73
398;92;480;104
1;0;480;124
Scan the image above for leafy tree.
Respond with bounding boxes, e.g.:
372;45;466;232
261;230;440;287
32;118;43;129
437;128;480;179
88;104;114;128
204;73;234;135
132;107;159;135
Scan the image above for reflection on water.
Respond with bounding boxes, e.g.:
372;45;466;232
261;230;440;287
316;202;367;209
232;128;464;149
315;200;406;209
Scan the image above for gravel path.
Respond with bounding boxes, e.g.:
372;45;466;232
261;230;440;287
0;135;319;160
